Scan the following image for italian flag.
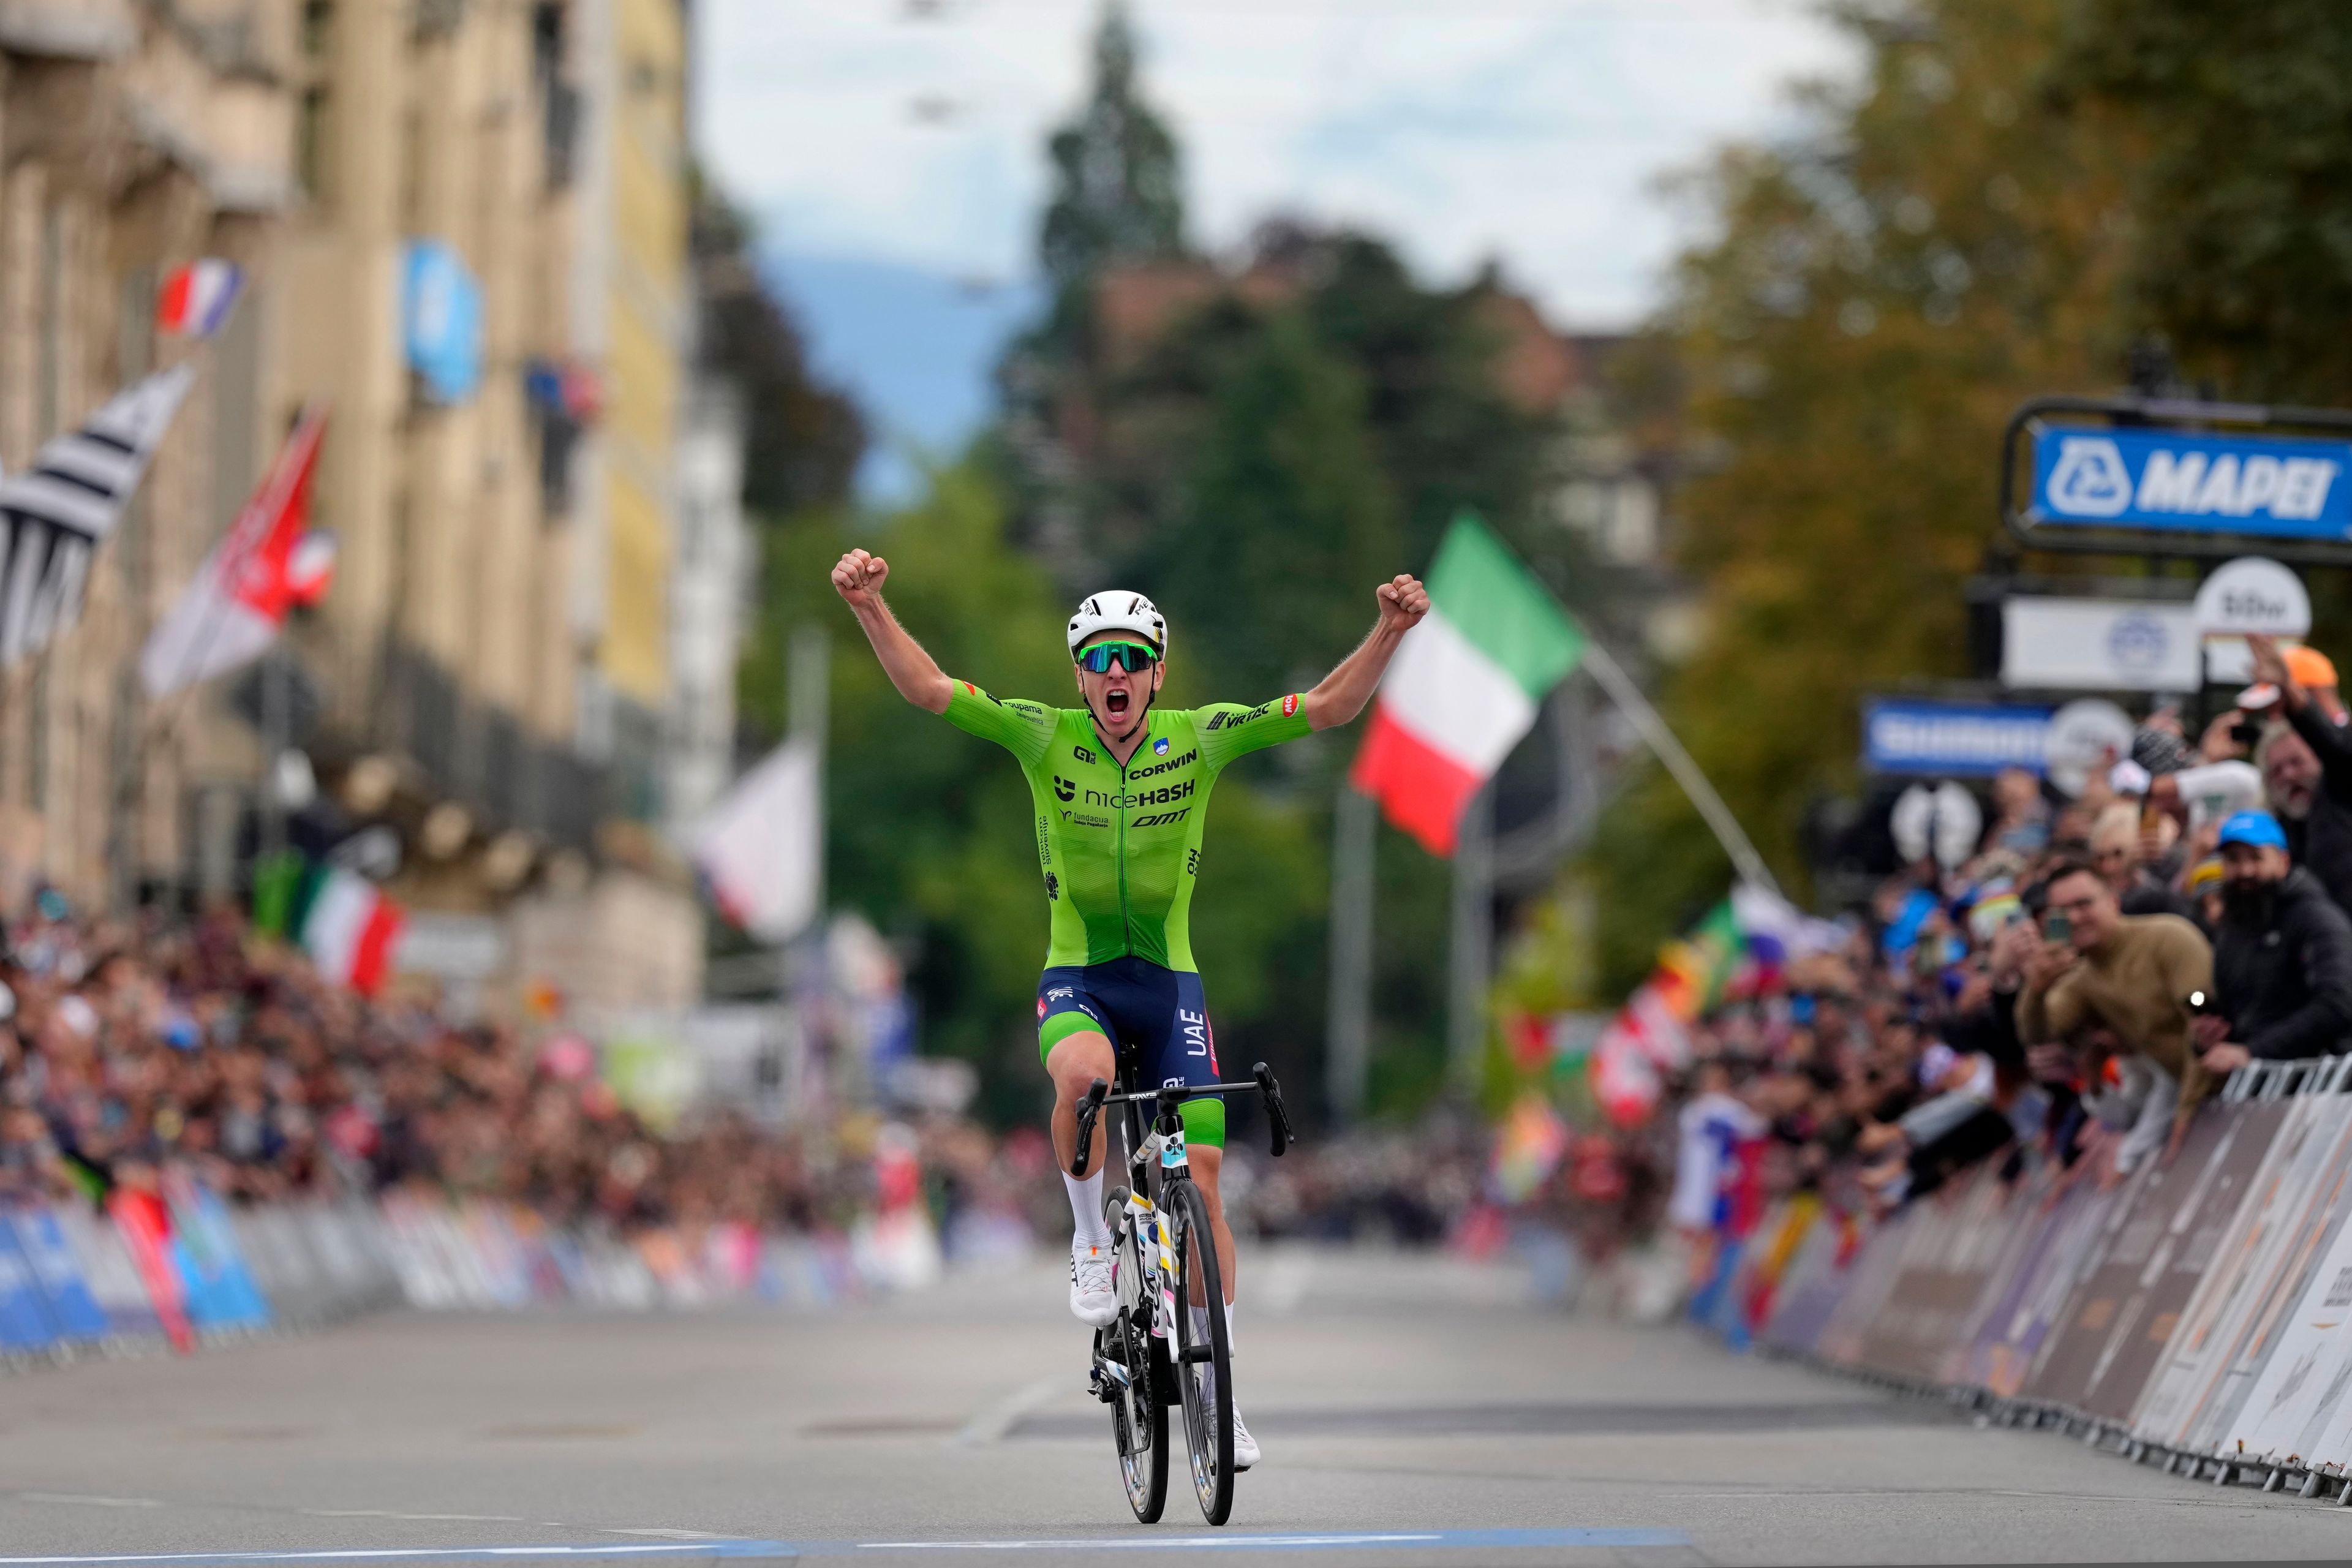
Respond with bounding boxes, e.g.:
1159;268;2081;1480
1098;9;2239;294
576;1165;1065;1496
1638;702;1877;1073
1351;516;1585;855
258;855;405;995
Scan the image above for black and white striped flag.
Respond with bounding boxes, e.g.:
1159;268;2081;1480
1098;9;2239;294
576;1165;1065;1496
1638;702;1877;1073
0;363;196;668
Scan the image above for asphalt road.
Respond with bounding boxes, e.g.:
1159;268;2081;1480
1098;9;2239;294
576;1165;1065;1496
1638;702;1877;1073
0;1247;2346;1566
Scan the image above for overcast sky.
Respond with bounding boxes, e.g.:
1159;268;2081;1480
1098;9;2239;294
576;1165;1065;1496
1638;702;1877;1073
696;0;1853;493
699;0;1849;325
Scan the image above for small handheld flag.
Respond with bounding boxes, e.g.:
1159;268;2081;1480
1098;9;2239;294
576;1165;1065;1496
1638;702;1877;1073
156;259;243;337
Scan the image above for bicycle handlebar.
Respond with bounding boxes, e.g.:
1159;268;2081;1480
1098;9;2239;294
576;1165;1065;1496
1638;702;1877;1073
1066;1066;1298;1176
1253;1062;1294;1158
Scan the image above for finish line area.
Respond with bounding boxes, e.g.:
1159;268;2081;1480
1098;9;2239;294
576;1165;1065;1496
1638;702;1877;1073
0;1253;2339;1568
0;1531;1692;1564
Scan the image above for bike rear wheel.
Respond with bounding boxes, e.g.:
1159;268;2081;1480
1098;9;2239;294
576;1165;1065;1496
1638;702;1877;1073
1106;1189;1166;1522
1169;1178;1234;1525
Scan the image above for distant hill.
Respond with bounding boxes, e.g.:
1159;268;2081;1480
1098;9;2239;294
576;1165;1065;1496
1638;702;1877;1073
756;248;1043;505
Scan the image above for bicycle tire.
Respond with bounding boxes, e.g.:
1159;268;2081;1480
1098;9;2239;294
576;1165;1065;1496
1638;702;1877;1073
1169;1178;1234;1525
1107;1189;1166;1522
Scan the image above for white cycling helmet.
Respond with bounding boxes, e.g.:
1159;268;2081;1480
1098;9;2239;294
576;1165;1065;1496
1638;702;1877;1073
1067;590;1167;660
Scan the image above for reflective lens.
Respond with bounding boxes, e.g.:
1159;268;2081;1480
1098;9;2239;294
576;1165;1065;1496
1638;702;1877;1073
1078;641;1159;674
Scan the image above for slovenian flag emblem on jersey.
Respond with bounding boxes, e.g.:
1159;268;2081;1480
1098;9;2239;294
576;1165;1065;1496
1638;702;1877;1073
156;258;243;337
1350;516;1584;856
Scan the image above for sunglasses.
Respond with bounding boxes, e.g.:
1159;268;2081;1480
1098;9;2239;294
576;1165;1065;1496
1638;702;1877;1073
1077;641;1159;674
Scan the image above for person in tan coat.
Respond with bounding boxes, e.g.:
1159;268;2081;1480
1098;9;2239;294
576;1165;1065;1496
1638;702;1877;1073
2017;858;2214;1178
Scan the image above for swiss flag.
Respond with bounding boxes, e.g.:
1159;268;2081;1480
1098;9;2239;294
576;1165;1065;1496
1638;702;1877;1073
140;408;331;696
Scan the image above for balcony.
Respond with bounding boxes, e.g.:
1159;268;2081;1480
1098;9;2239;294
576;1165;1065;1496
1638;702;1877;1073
371;637;608;851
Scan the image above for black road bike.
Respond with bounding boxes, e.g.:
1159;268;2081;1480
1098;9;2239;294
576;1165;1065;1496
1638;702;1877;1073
1071;1063;1295;1526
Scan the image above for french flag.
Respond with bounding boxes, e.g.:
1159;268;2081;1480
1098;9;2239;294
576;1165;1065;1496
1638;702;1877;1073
156;258;242;337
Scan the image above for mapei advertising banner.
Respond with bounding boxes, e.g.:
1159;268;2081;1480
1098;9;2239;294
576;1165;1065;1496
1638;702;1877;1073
2029;426;2352;545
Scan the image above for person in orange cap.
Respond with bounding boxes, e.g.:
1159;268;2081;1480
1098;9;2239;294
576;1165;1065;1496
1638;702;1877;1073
2285;644;2345;723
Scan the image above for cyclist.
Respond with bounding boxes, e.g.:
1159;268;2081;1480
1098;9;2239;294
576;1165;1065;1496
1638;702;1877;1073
830;549;1427;1469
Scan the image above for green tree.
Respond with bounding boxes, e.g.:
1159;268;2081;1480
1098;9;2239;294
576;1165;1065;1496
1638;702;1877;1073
1038;2;1186;308
742;463;1071;1121
2055;1;2352;405
690;182;865;519
1586;0;2138;990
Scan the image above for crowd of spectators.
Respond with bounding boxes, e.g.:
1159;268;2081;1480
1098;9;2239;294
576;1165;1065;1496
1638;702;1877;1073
1654;633;2352;1266
0;888;1453;1268
0;899;903;1235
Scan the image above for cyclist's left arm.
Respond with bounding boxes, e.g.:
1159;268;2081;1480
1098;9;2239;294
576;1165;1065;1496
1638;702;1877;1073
1298;573;1430;731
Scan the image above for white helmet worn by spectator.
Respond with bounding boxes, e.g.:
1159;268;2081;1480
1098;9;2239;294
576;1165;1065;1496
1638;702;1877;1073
1068;591;1167;658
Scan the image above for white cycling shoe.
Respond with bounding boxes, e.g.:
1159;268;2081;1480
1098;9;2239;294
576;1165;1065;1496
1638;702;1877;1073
1069;1240;1117;1328
1231;1407;1259;1471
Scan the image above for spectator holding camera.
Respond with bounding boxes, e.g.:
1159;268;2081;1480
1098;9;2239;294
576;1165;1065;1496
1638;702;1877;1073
2195;810;2352;1074
2017;858;2212;1177
2250;634;2352;916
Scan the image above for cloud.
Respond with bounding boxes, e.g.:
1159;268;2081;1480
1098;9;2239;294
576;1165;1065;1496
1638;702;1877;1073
699;1;1849;323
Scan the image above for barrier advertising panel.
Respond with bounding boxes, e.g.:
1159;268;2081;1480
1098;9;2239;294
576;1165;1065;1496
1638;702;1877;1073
2020;1101;2272;1413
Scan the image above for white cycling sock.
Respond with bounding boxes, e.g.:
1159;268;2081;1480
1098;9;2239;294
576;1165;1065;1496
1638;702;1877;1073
1188;1302;1238;1351
1064;1167;1110;1250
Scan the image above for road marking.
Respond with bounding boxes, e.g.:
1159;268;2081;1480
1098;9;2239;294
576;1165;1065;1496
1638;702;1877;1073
303;1517;527;1525
0;1529;1692;1565
848;1531;1691;1551
951;1374;1062;1445
15;1496;164;1510
0;1548;795;1566
597;1536;728;1543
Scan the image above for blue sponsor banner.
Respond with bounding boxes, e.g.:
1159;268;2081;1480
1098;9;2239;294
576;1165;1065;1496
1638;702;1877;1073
165;1178;273;1330
4;1208;110;1341
0;1226;56;1352
2031;424;2352;542
1864;698;2051;777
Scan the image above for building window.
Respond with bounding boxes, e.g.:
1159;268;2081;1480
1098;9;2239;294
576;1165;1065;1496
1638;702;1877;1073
301;0;333;57
298;86;334;208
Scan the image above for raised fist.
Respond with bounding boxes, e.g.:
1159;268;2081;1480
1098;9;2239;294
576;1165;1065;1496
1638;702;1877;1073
832;549;889;612
1377;573;1430;633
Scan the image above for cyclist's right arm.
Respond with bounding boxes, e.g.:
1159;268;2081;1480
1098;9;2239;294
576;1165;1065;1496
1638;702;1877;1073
832;548;951;714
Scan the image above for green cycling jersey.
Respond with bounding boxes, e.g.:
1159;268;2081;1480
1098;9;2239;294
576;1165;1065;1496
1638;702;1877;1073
943;679;1312;971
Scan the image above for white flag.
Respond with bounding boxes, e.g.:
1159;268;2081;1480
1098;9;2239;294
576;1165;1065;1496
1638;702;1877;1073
0;364;195;666
690;738;820;943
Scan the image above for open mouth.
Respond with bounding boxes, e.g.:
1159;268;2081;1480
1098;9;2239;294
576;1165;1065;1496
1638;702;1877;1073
1106;690;1131;719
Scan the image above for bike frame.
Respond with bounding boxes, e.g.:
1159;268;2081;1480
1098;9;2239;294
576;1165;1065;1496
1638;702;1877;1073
1075;1066;1294;1352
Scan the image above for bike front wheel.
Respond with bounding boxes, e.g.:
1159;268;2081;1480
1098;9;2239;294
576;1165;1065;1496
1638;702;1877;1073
1107;1189;1166;1523
1169;1178;1234;1525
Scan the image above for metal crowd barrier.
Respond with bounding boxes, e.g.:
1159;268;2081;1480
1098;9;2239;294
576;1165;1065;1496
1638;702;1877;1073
0;1183;929;1373
1716;1053;2352;1503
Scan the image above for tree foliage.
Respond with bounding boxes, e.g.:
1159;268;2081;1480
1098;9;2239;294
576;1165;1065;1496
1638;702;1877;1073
1036;2;1186;332
1589;0;2352;993
692;183;867;519
1586;0;2140;991
2054;1;2352;405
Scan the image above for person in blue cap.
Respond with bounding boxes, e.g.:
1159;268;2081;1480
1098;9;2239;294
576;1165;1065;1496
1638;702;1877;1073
2195;809;2352;1074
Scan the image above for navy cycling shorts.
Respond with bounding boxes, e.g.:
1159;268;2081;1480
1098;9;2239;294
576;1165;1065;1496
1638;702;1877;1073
1036;957;1226;1147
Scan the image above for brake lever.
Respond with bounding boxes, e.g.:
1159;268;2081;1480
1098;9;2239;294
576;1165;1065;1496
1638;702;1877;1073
1252;1061;1295;1158
1070;1077;1110;1177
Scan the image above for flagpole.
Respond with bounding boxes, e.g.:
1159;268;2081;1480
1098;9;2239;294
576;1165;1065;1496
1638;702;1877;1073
1578;638;1782;900
1324;783;1376;1128
1446;780;1493;1093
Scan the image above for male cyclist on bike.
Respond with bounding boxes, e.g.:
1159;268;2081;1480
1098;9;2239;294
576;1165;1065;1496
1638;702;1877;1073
831;549;1427;1469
